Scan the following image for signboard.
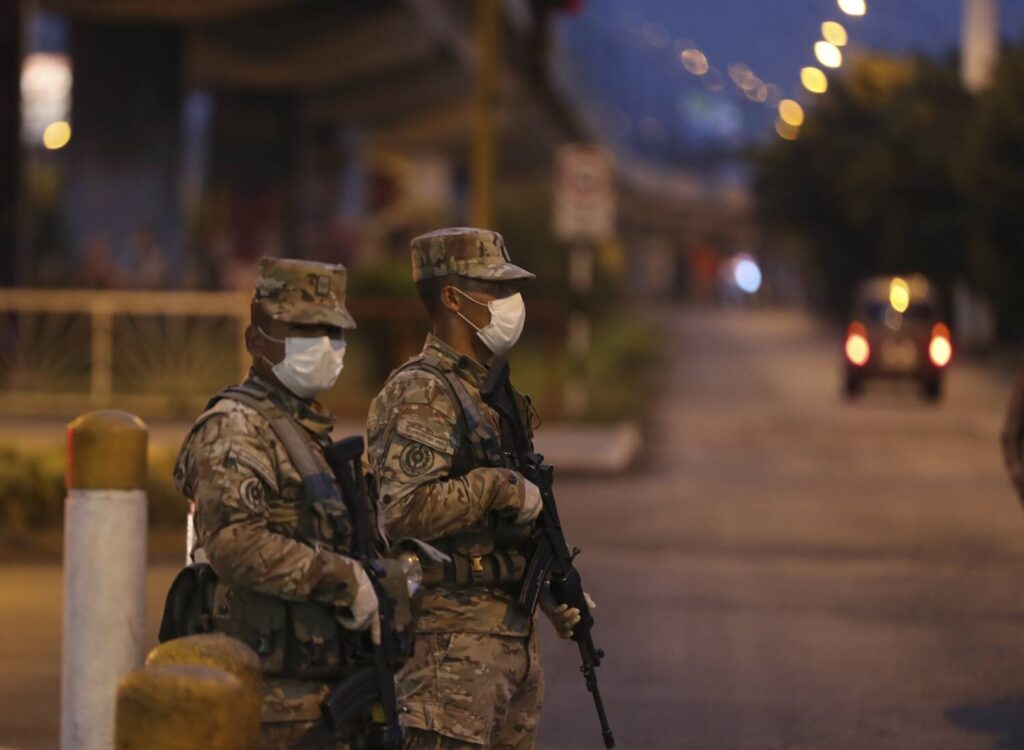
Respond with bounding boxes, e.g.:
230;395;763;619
554;145;615;242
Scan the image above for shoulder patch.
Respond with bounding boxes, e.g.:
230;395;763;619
399;442;435;476
228;446;278;492
396;421;455;455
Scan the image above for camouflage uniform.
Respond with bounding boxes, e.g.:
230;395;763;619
175;257;366;749
366;229;543;749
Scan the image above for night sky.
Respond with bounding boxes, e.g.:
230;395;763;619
561;0;1024;167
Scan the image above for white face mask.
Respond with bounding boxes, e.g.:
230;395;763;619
260;328;346;398
453;289;526;356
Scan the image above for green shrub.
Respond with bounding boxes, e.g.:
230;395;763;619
0;442;187;531
584;313;662;422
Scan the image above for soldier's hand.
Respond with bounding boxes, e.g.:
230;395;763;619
514;478;542;524
337;564;381;644
540;586;596;640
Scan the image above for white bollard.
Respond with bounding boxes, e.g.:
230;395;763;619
62;410;148;750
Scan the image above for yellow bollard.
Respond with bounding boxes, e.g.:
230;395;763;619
145;634;262;747
115;664;253;750
63;410;148;750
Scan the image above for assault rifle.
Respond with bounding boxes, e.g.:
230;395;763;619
481;357;615;749
322;436;404;750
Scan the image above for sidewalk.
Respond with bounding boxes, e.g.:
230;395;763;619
1;417;643;476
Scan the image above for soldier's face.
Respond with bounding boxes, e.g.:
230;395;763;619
252;317;345;367
443;280;518;330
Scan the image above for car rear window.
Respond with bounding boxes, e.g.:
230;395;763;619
860;301;935;321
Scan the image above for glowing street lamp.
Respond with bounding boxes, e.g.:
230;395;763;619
778;99;805;127
42;120;71;150
680;48;709;76
801;66;829;94
815;40;843;68
775;118;800;140
838;0;866;16
821;21;848;47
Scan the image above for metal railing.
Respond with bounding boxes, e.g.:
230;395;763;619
0;289;566;418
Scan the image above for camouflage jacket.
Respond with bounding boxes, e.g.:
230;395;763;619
367;334;534;636
175;372;367;721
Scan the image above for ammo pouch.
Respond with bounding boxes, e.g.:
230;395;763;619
158;562;218;643
209;582;353;681
426;527;531;588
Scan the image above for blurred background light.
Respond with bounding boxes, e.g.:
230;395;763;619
779;99;805;127
42;120;71;150
643;21;671;48
845;331;870;366
814;41;843;68
800;67;829;94
732;254;763;294
20;52;71;145
821;21;849;47
929;323;953;367
889;277;910;313
681;48;709;75
884;307;903;331
745;81;769;102
929;333;953;368
728;63;756;90
775;118;800;140
837;0;867;16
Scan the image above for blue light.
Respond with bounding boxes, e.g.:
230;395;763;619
734;257;762;294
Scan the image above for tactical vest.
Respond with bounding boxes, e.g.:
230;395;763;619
392;353;533;589
169;382;368;681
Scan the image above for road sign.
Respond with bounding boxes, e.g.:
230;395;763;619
554;145;616;242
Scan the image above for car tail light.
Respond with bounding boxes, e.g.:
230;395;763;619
845;322;870;367
929;322;952;368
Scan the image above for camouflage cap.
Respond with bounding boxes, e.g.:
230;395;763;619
410;227;535;283
253;257;356;330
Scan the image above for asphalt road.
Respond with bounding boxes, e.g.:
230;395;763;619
537;309;1024;750
3;308;1024;749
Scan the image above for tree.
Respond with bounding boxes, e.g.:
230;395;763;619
753;54;971;318
964;45;1024;340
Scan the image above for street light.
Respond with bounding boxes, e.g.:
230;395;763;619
42;120;71;150
801;67;829;94
815;40;843;68
838;0;866;16
822;21;848;46
680;48;709;75
779;99;805;127
775;118;800;140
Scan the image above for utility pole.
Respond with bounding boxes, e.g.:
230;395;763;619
962;0;999;93
471;0;498;228
0;0;20;285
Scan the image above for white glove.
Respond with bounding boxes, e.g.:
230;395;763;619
515;478;542;524
541;586;597;640
336;564;381;645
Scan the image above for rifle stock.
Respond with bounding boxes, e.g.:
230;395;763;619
323;437;403;750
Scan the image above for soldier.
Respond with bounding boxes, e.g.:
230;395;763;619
174;257;381;749
367;227;590;749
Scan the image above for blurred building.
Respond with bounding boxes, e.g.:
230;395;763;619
2;0;756;301
5;1;576;287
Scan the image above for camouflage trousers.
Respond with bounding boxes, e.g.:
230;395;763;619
259;678;345;750
398;630;544;750
260;720;347;750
